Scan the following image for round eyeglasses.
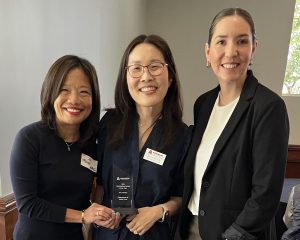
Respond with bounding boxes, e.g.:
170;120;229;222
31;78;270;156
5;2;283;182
126;62;168;78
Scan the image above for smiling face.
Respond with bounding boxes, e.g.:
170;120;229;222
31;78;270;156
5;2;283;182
126;43;170;112
205;15;256;85
54;68;92;130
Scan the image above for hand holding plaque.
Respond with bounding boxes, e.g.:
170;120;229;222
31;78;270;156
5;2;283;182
111;165;138;215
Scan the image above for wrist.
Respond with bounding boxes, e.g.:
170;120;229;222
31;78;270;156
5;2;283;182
81;210;86;224
158;204;169;222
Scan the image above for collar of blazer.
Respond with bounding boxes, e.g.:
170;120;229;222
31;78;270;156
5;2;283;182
184;70;259;182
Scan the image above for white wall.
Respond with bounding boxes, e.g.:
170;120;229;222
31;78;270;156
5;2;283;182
0;0;146;196
146;0;299;144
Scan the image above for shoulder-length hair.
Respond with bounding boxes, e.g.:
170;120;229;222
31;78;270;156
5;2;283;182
107;34;183;151
40;55;101;145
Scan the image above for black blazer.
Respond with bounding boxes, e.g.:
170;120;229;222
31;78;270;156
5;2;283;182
180;71;289;240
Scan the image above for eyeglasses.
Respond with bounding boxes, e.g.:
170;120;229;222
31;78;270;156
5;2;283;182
126;62;168;78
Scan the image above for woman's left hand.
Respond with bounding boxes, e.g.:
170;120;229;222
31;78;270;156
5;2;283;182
126;206;162;236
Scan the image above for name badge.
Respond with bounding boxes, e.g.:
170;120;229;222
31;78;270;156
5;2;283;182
81;153;98;173
143;148;166;166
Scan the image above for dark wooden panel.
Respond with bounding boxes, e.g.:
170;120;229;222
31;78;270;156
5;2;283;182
285;145;300;178
0;193;18;240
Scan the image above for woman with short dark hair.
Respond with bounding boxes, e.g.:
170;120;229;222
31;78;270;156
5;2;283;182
10;55;114;240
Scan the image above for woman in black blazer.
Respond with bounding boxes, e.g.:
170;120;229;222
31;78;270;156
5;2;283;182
179;8;289;240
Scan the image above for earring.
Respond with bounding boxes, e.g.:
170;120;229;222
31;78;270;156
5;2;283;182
206;61;211;68
248;59;253;70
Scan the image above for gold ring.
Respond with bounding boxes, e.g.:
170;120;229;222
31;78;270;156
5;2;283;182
96;210;99;216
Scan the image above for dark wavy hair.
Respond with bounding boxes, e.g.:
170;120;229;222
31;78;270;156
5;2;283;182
208;7;257;46
40;55;101;145
107;34;183;151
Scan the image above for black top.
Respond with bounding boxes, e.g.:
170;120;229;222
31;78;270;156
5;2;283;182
10;121;97;240
93;112;191;240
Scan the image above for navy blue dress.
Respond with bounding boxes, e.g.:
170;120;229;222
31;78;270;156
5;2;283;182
93;113;190;240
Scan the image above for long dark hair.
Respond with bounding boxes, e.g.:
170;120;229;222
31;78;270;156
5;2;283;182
107;34;183;151
40;55;101;145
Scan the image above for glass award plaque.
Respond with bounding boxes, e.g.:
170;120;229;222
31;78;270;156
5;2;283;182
111;164;138;215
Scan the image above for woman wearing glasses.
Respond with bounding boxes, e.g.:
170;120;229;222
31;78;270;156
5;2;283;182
92;34;190;240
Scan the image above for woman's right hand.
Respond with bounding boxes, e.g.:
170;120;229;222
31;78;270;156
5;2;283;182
83;203;113;223
93;209;123;229
85;203;122;229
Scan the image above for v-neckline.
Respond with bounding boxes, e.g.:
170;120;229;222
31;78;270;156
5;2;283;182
138;119;159;154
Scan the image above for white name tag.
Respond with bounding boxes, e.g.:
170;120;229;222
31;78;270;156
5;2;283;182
143;148;166;166
81;153;98;173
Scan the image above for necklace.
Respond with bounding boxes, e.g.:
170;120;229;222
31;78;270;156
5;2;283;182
138;112;162;128
65;142;74;151
138;113;162;149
